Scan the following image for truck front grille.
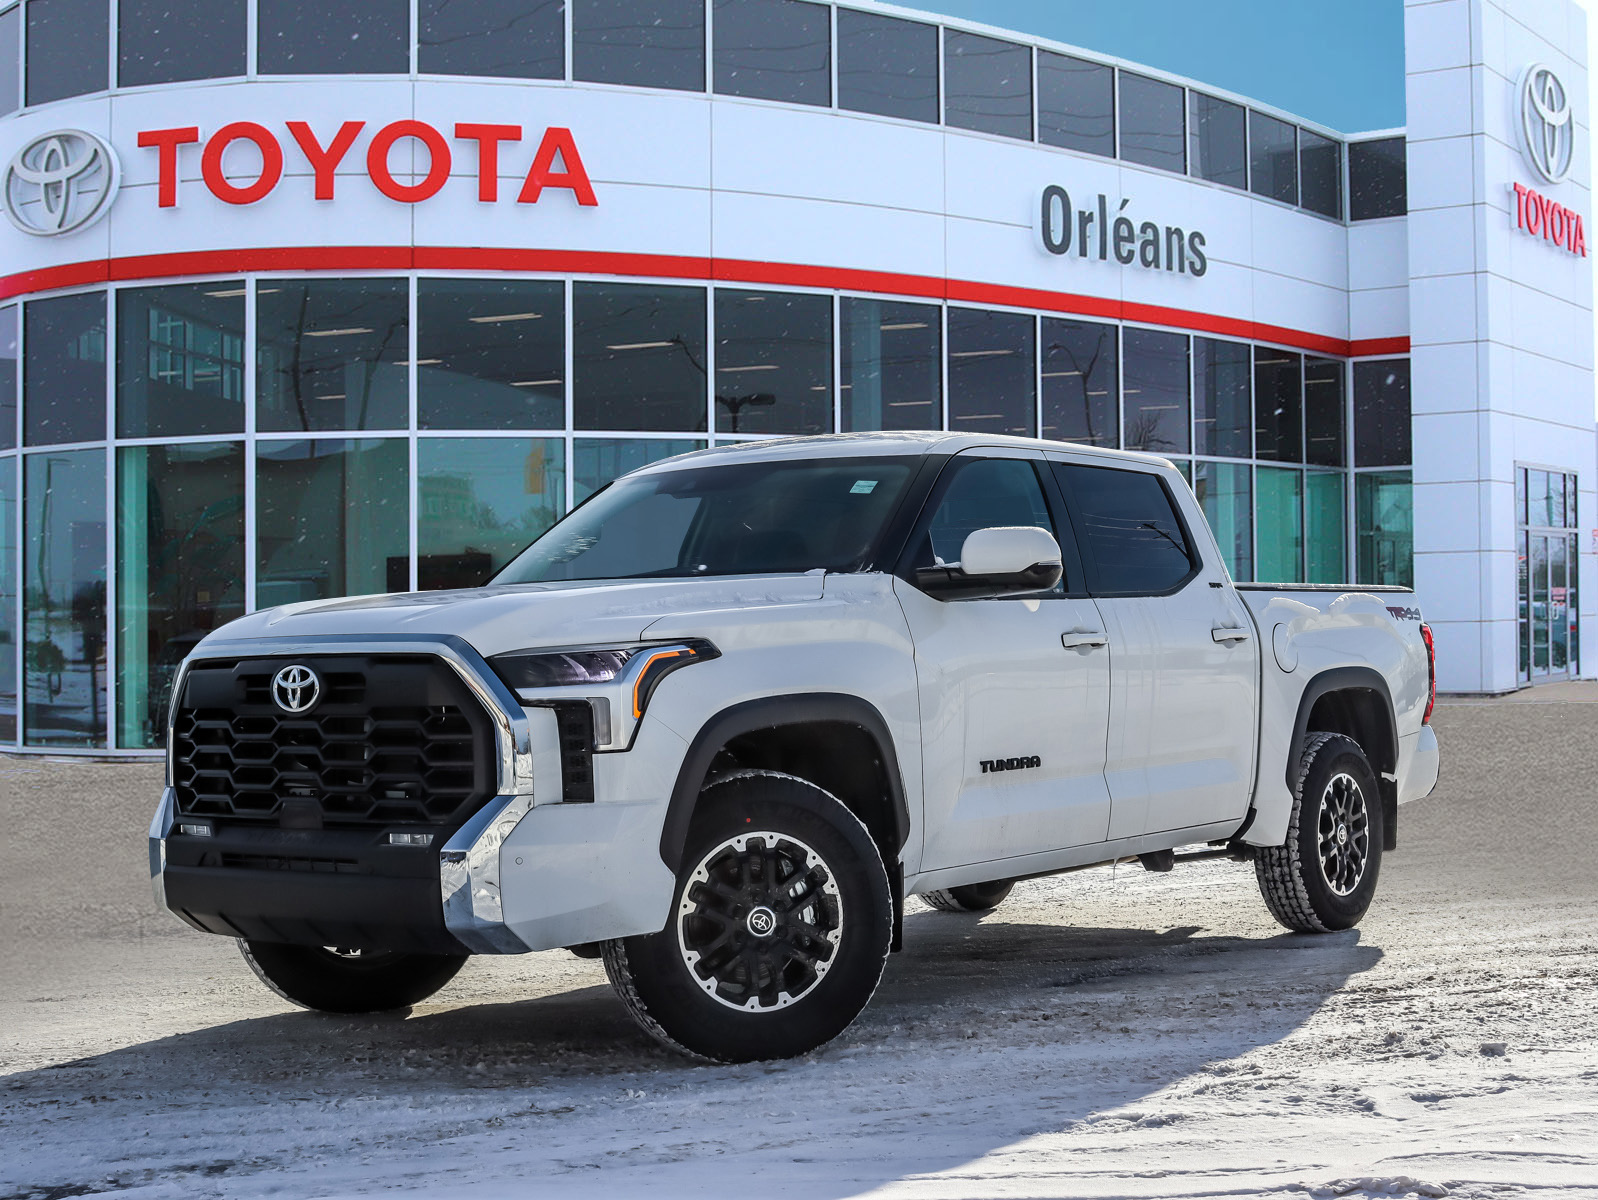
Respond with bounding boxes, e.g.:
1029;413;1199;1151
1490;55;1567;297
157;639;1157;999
172;654;498;830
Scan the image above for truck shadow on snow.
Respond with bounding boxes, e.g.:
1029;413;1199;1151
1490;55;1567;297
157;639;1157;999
2;913;1383;1197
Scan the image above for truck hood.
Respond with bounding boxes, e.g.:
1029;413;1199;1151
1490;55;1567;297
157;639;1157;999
191;575;828;660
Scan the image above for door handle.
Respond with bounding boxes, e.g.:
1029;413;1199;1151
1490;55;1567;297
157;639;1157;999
1061;630;1108;649
1212;625;1251;643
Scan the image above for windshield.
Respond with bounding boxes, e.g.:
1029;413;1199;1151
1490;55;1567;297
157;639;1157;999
494;456;918;583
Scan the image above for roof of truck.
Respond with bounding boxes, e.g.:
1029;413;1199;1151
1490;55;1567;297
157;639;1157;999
632;432;1179;474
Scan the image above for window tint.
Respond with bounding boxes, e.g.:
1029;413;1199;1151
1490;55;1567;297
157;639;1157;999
1253;348;1302;463
417;279;564;430
1041;317;1116;446
1118;73;1184;173
573;283;707;432
1256;466;1304;582
1193;337;1251;458
1037;51;1113;157
713;0;830;107
944;30;1031;140
419;0;564;78
116;283;246;438
24;291;106;446
1356;470;1412;587
1303;356;1345;467
0;458;14;740
1299;129;1342;218
1056;463;1194;594
837;9;937;124
26;0;108;104
1249;111;1297;204
1305;470;1345;583
1194;461;1251;581
920;457;1057;577
1353;359;1411;466
258;0;408;74
119;0;246;86
418;438;565;589
1349;137;1406;220
714;289;832;436
1188;93;1246;188
947;308;1035;437
0;304;16;450
574;0;704;91
0;4;17;115
1122;328;1189;454
840;297;940;432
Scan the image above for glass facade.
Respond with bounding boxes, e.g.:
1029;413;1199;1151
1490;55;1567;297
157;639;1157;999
419;0;565;79
1350;137;1407;220
1249;111;1298;205
840;298;940;432
1517;466;1578;682
0;4;18;116
575;0;704;91
837;9;936;124
258;0;409;75
1119;72;1185;173
1189;93;1246;189
118;0;245;87
944;29;1031;140
713;0;831;107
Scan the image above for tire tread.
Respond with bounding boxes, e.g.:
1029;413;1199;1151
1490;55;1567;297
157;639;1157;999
1254;731;1342;933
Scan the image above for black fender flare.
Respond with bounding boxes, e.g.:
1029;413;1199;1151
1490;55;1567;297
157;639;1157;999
657;693;911;874
1287;666;1399;849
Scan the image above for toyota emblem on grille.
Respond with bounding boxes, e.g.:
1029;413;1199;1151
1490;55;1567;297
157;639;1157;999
3;129;121;237
271;665;321;714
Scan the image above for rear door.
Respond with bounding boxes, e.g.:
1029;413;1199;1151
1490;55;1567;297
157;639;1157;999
1048;457;1259;839
894;450;1113;871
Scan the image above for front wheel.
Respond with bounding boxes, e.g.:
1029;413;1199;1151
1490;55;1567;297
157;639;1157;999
602;772;893;1062
239;940;468;1013
1255;732;1385;933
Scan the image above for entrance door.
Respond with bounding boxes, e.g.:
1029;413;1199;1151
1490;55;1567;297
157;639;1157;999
1518;467;1580;683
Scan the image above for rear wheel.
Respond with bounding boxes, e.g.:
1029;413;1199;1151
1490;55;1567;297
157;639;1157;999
1255;732;1384;933
239;940;467;1013
921;879;1015;913
602;772;893;1062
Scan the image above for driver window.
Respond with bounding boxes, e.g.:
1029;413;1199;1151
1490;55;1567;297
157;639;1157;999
914;457;1064;590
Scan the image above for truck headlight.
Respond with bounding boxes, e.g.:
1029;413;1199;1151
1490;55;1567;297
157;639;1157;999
489;641;719;720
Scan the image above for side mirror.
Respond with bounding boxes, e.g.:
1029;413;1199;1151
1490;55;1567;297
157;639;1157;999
914;526;1063;600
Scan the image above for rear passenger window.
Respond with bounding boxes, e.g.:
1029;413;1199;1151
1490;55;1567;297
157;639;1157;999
1055;463;1194;594
914;457;1064;591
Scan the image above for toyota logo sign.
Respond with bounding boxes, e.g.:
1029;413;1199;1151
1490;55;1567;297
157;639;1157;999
3;129;121;237
271;664;321;715
1518;63;1573;185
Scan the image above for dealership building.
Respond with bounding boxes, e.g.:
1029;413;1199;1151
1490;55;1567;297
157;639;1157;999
0;0;1590;754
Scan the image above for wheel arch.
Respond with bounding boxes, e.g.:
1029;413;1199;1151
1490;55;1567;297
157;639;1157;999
1290;667;1399;851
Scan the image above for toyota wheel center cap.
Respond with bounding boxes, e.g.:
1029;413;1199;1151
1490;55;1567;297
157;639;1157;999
1337;823;1348;845
746;906;778;938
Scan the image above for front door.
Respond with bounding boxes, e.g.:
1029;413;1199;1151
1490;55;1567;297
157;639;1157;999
896;451;1113;871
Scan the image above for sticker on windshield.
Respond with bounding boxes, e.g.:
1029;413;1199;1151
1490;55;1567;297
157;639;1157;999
850;480;878;494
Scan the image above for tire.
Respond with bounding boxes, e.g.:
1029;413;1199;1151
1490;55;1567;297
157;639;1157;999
239;940;468;1014
921;879;1015;913
1255;732;1385;933
601;771;893;1063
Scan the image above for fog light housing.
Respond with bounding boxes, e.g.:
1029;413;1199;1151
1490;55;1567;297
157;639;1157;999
178;822;213;837
387;832;434;847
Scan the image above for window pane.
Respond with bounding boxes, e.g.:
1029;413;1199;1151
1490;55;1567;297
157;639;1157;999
26;0;107;104
1249;111;1298;204
259;0;408;74
1518;529;1530;678
944;30;1031;140
115;443;244;748
1118;72;1184;173
256;279;409;433
419;438;565;589
1193;337;1250;458
257;439;408;605
1037;51;1113;157
1300;129;1342;218
1256;466;1304;582
713;0;830;107
117;283;245;438
1531;533;1548;670
838;10;937;124
573;437;705;503
840;297;940;432
1122;328;1188;454
1552;535;1569;670
948;308;1034;437
1528;468;1550;528
1041;317;1116;446
25;291;106;447
1304;356;1345;467
1188;93;1246;188
420;0;563;79
24;449;105;747
1;4;21;116
1193;460;1251;581
118;0;245;86
0;457;15;741
1305;470;1345;583
0;304;16;450
714;289;832;436
574;0;703;91
919;457;1059;587
417;279;564;430
1349;137;1406;221
1254;347;1303;463
1353;358;1410;467
574;283;707;432
1356;469;1413;587
1057;463;1194;594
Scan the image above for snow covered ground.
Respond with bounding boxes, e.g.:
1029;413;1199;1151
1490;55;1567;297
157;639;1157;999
3;691;1597;1199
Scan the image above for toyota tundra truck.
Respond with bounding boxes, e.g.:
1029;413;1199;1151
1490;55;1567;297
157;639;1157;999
149;433;1441;1062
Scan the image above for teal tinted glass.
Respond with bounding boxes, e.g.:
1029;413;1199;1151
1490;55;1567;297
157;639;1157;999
418;438;566;589
1305;470;1345;583
1255;466;1303;582
1356;469;1413;587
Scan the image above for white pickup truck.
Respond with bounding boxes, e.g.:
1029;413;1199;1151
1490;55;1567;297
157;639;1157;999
150;433;1440;1062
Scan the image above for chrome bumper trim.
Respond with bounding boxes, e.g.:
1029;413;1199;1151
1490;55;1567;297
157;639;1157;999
439;794;535;953
149;787;176;909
